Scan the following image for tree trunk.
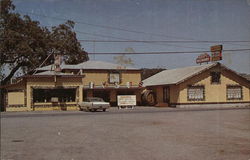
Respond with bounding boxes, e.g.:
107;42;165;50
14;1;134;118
1;62;25;86
0;88;6;112
0;62;26;112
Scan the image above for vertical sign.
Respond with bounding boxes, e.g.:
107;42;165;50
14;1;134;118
211;45;223;61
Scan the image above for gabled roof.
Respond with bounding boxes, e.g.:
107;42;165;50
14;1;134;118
143;63;218;87
239;73;250;81
34;71;73;76
36;64;77;71
36;60;138;71
75;61;137;70
143;62;250;87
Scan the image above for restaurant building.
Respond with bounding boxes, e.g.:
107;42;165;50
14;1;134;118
143;62;250;108
2;61;143;111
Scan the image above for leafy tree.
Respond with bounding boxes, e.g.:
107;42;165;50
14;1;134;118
141;68;166;80
113;47;135;68
0;0;88;86
113;54;134;68
49;20;88;64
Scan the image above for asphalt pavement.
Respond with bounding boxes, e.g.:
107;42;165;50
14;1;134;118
1;107;250;160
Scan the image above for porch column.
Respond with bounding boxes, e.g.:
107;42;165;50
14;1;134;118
26;85;32;111
79;85;83;103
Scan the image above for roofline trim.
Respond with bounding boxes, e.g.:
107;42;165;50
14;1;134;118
175;62;218;85
175;62;250;85
23;75;84;78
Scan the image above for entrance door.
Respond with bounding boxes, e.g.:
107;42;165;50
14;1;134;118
163;86;170;104
93;90;110;102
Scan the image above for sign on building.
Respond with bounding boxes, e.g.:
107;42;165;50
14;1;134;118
196;53;210;64
54;54;62;72
109;73;120;83
117;95;136;107
211;45;223;61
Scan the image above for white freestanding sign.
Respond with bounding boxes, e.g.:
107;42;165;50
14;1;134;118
117;95;136;108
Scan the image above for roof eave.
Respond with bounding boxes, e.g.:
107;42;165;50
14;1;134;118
175;62;219;85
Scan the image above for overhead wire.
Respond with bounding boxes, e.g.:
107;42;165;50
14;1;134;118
87;48;250;54
2;37;250;44
13;11;212;50
10;10;250;50
2;49;250;55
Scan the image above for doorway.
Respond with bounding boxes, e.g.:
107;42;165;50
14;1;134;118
93;90;110;102
163;86;170;104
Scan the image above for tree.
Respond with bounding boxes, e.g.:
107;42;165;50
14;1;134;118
113;47;135;68
0;0;89;86
141;68;166;80
49;20;88;64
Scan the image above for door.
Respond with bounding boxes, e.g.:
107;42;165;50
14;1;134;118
93;90;110;102
163;86;170;104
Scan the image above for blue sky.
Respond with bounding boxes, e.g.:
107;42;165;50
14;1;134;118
13;0;250;73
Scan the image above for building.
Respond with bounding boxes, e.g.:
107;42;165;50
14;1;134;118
143;62;250;108
2;61;143;111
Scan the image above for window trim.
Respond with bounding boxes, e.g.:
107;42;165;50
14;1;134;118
108;71;121;84
32;88;77;103
211;72;221;84
187;85;205;101
226;85;243;100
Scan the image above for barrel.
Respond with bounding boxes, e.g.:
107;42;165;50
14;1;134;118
141;89;156;106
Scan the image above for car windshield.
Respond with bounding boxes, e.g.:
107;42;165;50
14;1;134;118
87;97;104;102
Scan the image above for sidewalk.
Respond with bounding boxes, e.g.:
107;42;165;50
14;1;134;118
1;105;249;117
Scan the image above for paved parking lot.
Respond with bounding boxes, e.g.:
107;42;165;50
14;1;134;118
1;107;250;160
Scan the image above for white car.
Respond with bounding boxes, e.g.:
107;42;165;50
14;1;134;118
78;97;110;112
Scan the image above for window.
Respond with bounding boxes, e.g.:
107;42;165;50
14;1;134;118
211;72;221;84
227;85;243;100
109;72;120;84
187;85;205;101
33;88;76;103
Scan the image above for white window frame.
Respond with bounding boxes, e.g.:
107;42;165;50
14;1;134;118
109;72;120;84
187;85;205;101
227;85;243;100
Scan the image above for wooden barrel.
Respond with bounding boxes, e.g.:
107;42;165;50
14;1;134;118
141;89;156;106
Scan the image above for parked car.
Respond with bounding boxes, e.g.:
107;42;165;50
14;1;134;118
78;97;110;112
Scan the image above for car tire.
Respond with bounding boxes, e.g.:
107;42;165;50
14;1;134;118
103;109;106;112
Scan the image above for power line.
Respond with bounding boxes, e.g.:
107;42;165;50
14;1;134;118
2;37;250;43
17;11;195;40
16;10;250;49
87;49;250;55
79;40;250;43
1;24;207;50
73;30;208;50
3;49;249;55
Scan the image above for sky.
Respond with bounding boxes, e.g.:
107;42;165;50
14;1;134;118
13;0;250;73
